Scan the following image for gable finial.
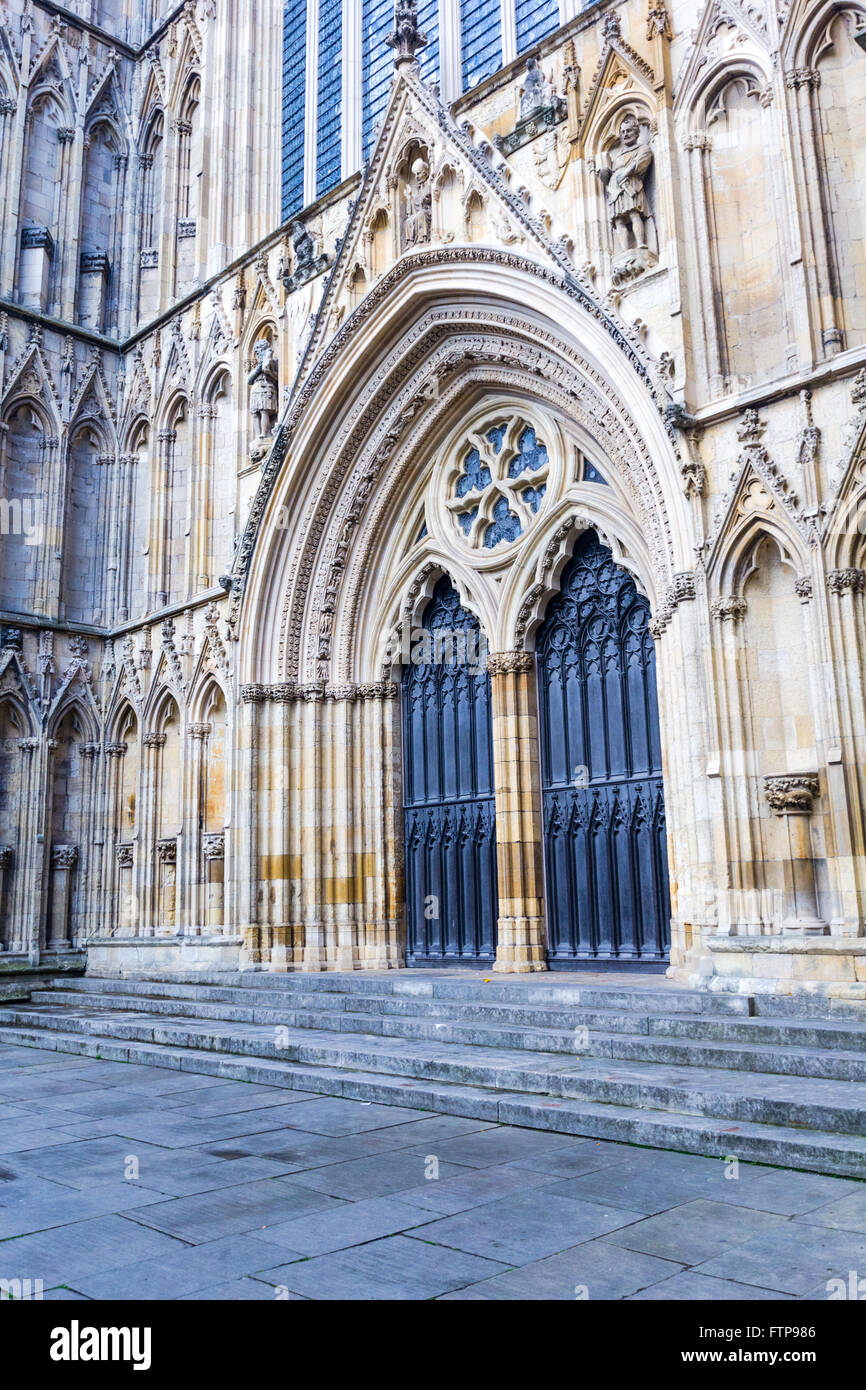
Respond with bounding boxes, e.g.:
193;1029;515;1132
386;0;429;68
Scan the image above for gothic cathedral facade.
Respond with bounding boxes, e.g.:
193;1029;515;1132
1;0;866;1005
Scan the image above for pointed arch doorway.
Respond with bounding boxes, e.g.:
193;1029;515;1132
402;578;498;964
537;532;671;964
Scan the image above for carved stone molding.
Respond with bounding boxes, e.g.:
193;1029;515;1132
487;651;534;676
764;774;820;816
358;682;399;701
325;684;358;702
711;596;748;623
51;845;79;869
827;569;866;595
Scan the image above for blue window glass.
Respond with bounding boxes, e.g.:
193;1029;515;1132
281;0;307;221
584;460;609;485
416;0;440;84
362;0;394;158
515;0;560;54
317;0;342;198
461;0;501;91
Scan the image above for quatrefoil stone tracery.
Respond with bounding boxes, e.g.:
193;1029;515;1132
447;418;550;550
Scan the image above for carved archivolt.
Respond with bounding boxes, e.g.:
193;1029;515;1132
265;307;683;685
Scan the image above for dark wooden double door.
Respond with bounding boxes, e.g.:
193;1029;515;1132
402;537;671;965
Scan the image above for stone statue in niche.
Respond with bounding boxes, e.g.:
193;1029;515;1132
248;339;278;461
597;112;657;285
519;57;552;120
402;157;432;249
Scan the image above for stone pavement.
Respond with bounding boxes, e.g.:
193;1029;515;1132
0;1040;864;1301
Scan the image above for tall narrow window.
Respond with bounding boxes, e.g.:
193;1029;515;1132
362;0;394;158
317;0;342;197
515;0;559;54
141;111;164;253
282;0;307;220
461;0;502;91
417;0;440;84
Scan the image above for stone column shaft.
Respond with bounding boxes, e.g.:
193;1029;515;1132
488;652;547;973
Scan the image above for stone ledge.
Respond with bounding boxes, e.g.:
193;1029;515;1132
706;937;866;955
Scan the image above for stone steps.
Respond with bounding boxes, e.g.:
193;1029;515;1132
4;970;866;1177
1;1012;865;1178
4;995;866;1141
29;985;866;1083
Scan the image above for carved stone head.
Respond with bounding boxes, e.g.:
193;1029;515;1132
619;113;641;148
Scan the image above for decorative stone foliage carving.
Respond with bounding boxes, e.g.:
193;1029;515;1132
764;774;820;815
51;845;79;869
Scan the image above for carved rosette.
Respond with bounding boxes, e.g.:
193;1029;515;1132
764;774;820;816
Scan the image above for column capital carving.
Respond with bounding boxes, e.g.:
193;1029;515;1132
115;843;134;868
711;595;748;623
156;838;177;864
764;773;820;815
359;682;399;700
203;832;225;861
325;683;358;701
142;732;166;749
187;723;211;740
827;568;866;595
51;844;79;868
487;651;533;676
0;846;13;868
104;742;128;758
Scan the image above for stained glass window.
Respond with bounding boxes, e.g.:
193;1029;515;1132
362;0;394;158
281;0;307;221
461;0;502;91
317;0;342;198
515;0;560;55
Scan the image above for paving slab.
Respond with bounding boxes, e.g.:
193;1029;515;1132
69;1233;294;1301
601;1199;788;1265
252;1234;509;1300
626;1271;797;1300
284;1150;473;1200
179;1278;304;1301
413;1190;644;1266
404;1127;599;1169
262;1194;439;1255
124;1177;348;1244
0;1214;187;1287
437;1238;682;1300
267;1097;431;1135
795;1187;866;1233
696;1222;866;1296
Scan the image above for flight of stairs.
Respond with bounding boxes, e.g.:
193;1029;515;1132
2;970;866;1178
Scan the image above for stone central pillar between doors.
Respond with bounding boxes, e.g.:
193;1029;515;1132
487;652;548;973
